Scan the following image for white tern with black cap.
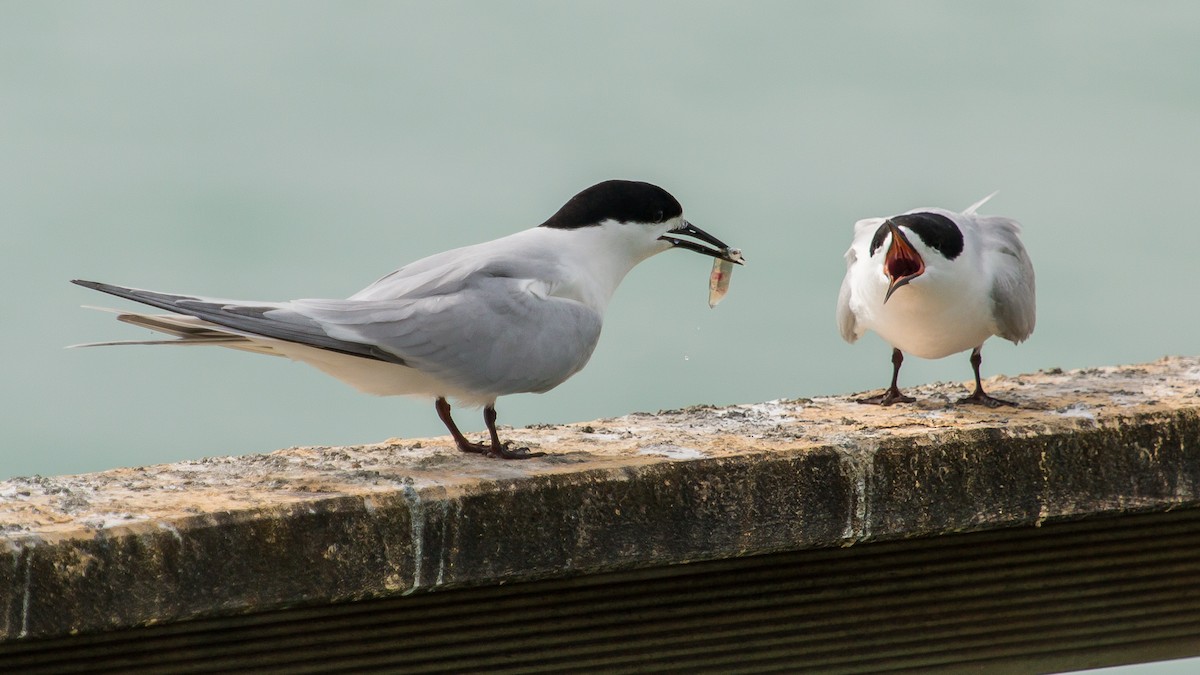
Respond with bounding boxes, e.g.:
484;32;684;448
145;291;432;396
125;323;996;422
73;180;743;459
836;193;1035;406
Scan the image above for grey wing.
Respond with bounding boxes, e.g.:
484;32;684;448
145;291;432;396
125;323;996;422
977;217;1036;343
835;218;882;344
348;241;494;302
836;247;860;343
295;273;603;397
70;280;407;364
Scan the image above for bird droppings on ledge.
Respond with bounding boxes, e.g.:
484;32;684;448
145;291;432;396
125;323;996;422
1055;403;1098;421
2;357;1199;543
637;444;707;460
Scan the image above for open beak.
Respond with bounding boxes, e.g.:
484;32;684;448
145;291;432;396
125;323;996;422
659;221;745;264
883;221;924;303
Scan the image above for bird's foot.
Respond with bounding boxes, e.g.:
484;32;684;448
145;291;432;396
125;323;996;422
453;438;544;459
958;390;1017;408
453;439;493;455
486;441;546;460
856;387;915;406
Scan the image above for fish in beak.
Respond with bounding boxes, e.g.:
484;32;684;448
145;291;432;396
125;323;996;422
659;221;745;264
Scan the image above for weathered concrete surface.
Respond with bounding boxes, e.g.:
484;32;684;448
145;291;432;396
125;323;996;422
2;357;1200;642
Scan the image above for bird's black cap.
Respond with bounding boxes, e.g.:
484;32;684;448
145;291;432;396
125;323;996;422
870;212;964;261
540;180;684;229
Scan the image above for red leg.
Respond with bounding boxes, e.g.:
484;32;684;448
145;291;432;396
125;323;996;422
434;397;544;459
482;404;545;459
435;397;490;454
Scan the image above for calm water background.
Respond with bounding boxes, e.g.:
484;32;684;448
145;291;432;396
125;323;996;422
5;1;1200;484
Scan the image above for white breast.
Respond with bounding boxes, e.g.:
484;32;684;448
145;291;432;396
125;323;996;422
846;247;998;360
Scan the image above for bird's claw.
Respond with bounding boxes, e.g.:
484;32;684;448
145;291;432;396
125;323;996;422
453;438;544;459
455;439;493;455
856;387;915;406
958;391;1017;408
486;442;546;460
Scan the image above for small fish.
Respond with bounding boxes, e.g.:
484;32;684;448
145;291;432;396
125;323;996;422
708;248;742;308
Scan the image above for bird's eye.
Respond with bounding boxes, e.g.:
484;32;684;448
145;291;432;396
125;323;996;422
652;210;664;223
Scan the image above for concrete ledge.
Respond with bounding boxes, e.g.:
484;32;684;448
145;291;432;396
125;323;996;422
3;357;1200;644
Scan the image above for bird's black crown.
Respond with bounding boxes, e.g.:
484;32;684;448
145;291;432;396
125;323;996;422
540;180;684;230
870;212;964;260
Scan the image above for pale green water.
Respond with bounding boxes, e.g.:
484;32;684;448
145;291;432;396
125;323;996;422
4;1;1200;489
4;5;1200;671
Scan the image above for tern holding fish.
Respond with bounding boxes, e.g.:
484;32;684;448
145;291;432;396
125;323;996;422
836;193;1035;406
73;180;743;458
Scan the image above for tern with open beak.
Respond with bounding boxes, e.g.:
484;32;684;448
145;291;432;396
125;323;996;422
836;194;1036;406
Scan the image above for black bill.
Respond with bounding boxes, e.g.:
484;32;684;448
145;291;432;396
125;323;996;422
659;221;744;264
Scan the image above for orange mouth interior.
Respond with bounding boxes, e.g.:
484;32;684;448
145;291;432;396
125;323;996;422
886;232;924;282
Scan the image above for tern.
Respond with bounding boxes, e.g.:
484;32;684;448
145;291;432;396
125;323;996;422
73;179;743;459
836;193;1035;406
